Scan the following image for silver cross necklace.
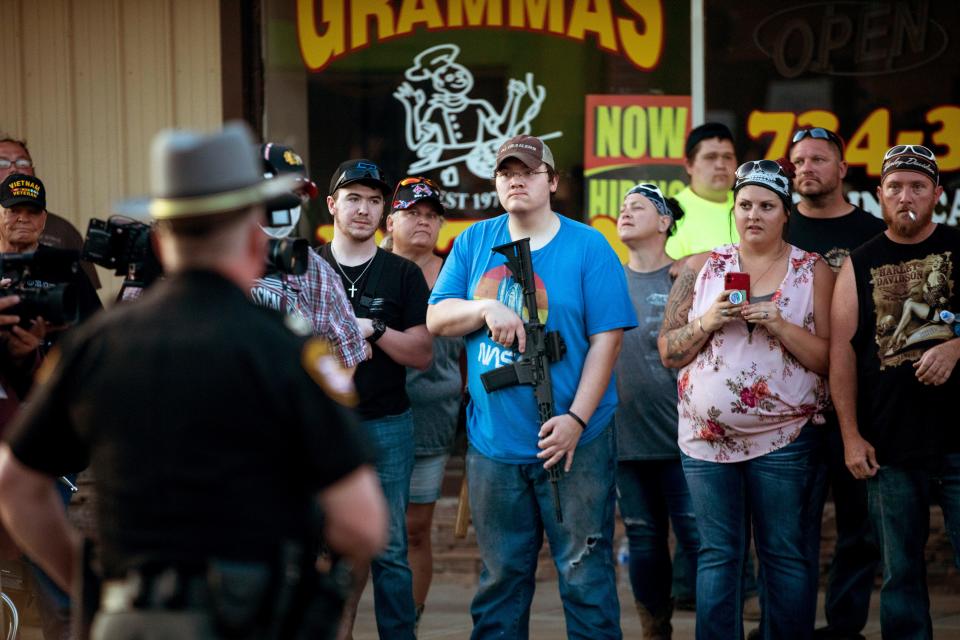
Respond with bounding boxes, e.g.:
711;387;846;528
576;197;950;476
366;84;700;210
331;246;375;297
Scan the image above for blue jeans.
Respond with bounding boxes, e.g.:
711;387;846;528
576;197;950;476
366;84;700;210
361;411;416;640
616;459;700;614
682;425;821;640
866;452;960;640
468;426;621;640
808;422;879;633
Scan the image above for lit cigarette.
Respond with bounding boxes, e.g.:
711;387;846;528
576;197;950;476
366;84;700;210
908;211;917;221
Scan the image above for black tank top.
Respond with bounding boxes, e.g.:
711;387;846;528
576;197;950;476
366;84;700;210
849;224;960;465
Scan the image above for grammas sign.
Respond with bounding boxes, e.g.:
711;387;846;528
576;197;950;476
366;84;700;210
284;0;690;251
298;0;666;72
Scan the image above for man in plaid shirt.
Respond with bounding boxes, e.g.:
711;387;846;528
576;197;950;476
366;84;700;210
250;143;367;368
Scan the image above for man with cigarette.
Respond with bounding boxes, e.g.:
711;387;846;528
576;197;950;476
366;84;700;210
830;144;960;639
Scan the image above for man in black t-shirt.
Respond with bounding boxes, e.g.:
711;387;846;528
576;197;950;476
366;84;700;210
0;123;387;639
320;159;431;640
830;145;960;640
788;128;884;640
788;128;885;271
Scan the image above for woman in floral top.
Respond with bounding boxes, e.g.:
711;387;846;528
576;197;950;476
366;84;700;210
657;159;835;640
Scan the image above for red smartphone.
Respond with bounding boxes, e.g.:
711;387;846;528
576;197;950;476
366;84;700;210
724;272;750;305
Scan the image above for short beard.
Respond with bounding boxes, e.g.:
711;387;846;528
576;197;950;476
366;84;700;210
796;176;838;201
334;214;379;243
882;203;931;238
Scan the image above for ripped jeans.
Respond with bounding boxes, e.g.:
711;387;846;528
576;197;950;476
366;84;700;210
467;425;621;640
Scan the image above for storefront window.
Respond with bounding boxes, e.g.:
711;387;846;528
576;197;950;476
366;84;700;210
264;0;691;250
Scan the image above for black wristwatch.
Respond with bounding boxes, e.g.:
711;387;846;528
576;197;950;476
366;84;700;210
368;318;387;343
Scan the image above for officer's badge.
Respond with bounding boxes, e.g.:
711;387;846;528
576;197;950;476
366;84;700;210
302;338;357;407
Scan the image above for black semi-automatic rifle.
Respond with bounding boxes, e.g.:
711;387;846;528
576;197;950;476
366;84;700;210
480;238;567;522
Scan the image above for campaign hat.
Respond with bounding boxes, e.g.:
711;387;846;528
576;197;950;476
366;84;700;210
115;122;297;220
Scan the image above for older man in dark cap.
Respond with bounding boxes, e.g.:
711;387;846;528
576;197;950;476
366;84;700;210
0;122;386;639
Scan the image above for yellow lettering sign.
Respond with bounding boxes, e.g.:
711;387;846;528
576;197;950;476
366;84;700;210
618;0;663;70
596;106;621;158
568;0;617;51
297;0;346;71
298;0;665;72
448;0;503;27
507;0;564;33
351;0;395;49
593;104;687;160
396;0;444;35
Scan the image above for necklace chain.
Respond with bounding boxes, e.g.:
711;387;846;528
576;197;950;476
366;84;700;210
741;243;787;290
331;246;375;298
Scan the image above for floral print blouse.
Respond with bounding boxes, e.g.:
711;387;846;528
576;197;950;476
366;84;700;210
678;244;828;463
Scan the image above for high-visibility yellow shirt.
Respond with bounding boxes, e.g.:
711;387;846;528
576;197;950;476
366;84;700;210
665;187;738;259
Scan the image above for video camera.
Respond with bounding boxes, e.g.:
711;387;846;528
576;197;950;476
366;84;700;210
266;237;308;276
82;216;307;293
0;252;79;326
82;216;159;287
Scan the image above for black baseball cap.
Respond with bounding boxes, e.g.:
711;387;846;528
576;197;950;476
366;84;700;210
260;143;319;211
329;159;390;197
0;173;46;210
685;122;734;158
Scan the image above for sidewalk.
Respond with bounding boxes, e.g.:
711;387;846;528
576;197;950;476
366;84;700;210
354;577;960;639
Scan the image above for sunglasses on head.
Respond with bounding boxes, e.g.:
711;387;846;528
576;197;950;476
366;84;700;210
791;127;845;152
397;176;440;191
332;161;386;193
735;160;784;180
631;183;664;197
883;145;936;161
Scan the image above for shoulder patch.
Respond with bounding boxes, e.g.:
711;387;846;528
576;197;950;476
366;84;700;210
302;338;357;407
34;346;62;386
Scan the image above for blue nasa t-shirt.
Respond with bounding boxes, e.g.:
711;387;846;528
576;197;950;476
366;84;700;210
430;214;637;464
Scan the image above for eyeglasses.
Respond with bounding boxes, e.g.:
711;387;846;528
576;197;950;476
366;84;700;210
332;161;386;193
791;127;845;153
735;160;784;180
883;145;936;161
494;169;549;180
0;158;33;171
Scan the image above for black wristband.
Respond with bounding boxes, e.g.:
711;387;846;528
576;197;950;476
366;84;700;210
567;410;587;430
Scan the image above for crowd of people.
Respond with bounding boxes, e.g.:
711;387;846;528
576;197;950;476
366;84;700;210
0;118;953;640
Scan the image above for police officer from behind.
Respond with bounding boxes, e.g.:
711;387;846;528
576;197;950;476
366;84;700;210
0;123;387;639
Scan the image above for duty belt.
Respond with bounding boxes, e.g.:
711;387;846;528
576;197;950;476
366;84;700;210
101;568;212;612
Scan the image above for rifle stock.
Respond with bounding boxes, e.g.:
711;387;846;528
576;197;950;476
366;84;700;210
483;238;566;522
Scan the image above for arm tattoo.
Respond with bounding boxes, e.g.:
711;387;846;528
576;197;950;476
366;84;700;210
660;266;696;334
659;265;707;364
